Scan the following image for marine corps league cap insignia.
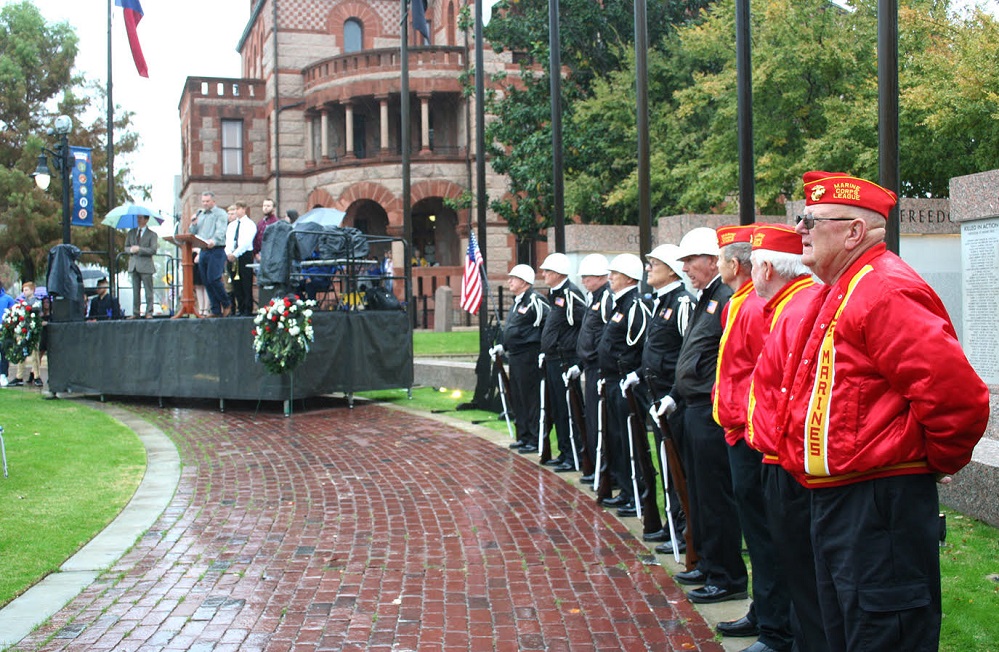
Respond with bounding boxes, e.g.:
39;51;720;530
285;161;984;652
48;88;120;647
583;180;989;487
810;185;826;202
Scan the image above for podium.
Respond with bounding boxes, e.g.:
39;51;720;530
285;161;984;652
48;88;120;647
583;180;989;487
164;233;210;319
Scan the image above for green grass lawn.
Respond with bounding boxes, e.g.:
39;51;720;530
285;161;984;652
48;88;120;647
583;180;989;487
0;392;145;608
412;330;481;356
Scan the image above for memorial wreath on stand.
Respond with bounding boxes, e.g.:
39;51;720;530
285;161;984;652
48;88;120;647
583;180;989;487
1;300;42;364
252;295;317;375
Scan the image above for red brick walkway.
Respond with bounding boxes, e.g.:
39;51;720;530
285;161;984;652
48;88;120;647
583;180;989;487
14;400;722;651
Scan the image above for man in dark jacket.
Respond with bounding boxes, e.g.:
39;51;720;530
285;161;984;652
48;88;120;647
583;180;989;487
538;253;586;471
657;227;748;605
491;265;548;453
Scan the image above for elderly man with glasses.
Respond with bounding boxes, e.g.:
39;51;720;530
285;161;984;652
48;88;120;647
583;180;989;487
774;171;990;651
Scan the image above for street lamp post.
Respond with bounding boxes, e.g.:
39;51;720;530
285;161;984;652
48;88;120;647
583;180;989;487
32;115;74;245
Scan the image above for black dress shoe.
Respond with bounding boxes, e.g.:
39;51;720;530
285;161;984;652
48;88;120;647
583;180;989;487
616;504;637;517
599;494;629;508
687;585;748;604
737;641;780;652
716;615;759;638
673;568;705;585
509;440;526;449
580;473;595;484
518;444;538;453
655;539;687;555
642;528;670;542
552;461;575;472
543;456;566;467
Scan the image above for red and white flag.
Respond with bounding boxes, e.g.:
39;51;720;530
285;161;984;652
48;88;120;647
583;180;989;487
460;232;484;314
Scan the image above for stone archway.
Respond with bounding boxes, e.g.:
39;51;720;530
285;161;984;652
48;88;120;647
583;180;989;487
411;197;459;266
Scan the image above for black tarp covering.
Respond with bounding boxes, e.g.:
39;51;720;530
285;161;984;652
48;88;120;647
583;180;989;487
258;221;299;286
47;311;413;400
46;244;84;301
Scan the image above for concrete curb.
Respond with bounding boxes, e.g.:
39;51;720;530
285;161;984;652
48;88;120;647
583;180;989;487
0;404;181;650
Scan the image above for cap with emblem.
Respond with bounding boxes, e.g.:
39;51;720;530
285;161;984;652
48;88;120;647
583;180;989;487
676;227;721;259
608;253;644;281
577;253;609;277
802;170;897;219
646;244;684;277
716;224;754;248
509;264;536;285
752;223;802;254
540;252;571;276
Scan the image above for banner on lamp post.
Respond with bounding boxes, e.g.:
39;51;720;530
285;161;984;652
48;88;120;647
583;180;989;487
70;146;94;228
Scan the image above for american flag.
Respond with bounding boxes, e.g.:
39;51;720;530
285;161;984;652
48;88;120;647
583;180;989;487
460;232;484;314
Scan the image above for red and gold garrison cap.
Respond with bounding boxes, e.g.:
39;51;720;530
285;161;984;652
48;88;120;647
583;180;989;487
752;223;802;254
803;171;897;219
716;224;755;248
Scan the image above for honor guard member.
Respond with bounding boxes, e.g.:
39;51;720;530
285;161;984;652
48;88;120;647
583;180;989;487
565;254;612;484
538;253;586;471
638;244;694;551
746;223;828;652
712;225;793;652
492;265;549;453
597;253;651;517
655;226;748;604
774;172;989;652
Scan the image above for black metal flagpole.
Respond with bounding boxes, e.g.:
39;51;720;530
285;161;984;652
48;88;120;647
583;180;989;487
401;0;413;320
107;0;117;292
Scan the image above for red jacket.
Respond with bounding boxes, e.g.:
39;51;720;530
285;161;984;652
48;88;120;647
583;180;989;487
746;276;821;463
775;244;990;488
712;279;767;445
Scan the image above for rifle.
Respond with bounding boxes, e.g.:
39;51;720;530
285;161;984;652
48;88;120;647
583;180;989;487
650;407;699;571
491;352;516;440
537;354;553;464
566;376;594;475
592;379;612;502
623;384;663;536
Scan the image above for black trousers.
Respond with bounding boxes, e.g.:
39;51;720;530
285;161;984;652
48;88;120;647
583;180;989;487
729;440;793;650
762;464;830;652
230;251;254;315
543;358;576;460
603;373;644;504
681;401;746;591
811;474;941;652
507;349;541;445
634;385;684;533
583;367;600;469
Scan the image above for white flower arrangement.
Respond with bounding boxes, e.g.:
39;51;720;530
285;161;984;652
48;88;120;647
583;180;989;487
1;299;42;364
251;295;317;374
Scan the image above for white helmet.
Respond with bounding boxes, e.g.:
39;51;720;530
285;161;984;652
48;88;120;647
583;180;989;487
608;253;644;281
646;244;684;277
540;252;570;276
508;264;536;285
577;253;609;277
676;227;720;259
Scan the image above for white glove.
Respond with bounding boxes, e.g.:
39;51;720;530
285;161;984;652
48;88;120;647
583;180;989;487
619;371;640;397
655;395;677;417
596;378;605;394
538;352;546;369
489;344;504;360
562;365;581;386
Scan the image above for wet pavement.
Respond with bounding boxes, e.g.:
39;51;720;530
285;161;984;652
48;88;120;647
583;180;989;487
7;398;732;651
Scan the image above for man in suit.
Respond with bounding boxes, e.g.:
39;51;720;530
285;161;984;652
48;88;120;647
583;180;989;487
125;214;158;318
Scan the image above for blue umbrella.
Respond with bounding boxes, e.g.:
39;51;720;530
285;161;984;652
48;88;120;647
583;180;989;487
294;207;346;229
102;203;164;230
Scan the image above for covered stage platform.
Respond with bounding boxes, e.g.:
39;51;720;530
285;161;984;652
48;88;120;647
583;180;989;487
46;311;413;405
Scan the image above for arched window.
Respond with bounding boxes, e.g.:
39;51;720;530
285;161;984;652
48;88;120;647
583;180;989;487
344;18;363;53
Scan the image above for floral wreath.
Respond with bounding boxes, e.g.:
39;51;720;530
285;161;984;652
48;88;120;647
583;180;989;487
1;300;42;364
251;295;317;375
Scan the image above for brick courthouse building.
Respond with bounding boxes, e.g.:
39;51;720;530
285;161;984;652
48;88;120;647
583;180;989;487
178;0;528;305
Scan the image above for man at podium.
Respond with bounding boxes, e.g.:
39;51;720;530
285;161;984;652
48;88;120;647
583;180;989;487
190;191;233;317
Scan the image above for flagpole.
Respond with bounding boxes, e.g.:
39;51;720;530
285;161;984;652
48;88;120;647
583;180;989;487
475;0;488;341
401;0;413;326
107;0;117;294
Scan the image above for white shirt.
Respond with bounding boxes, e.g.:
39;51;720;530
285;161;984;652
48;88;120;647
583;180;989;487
225;216;256;257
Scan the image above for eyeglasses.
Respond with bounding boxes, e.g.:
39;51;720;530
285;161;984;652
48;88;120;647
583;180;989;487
794;214;855;230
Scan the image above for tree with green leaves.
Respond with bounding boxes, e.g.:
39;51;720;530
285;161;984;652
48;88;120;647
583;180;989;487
482;0;715;243
0;1;146;285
